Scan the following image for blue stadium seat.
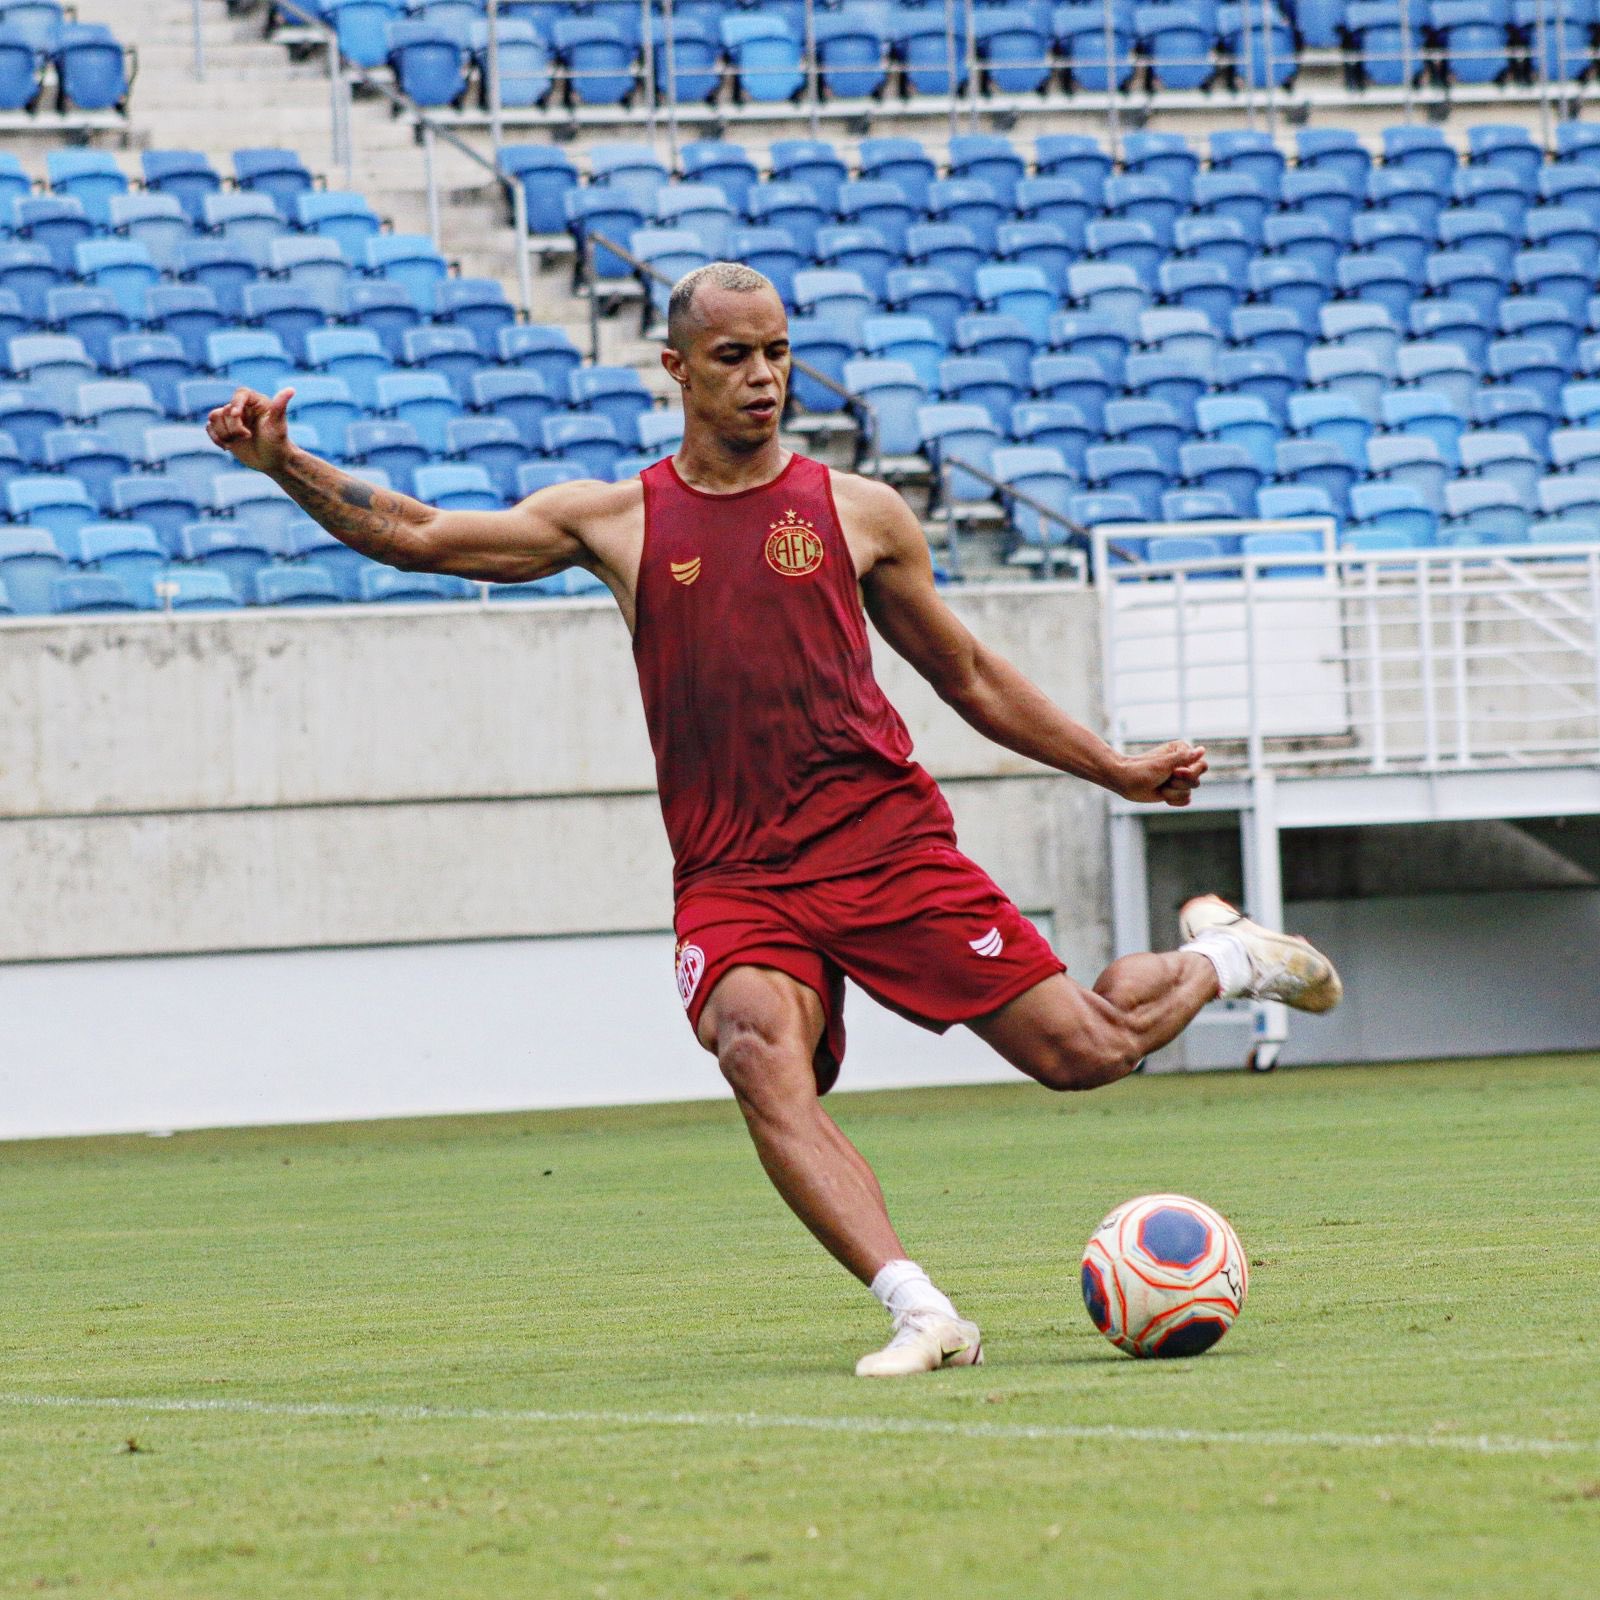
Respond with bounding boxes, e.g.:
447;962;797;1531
1053;8;1134;90
814;11;890;98
1367;167;1448;236
0;241;63;321
1172;216;1250;285
232;147;315;221
1121;353;1204;427
857;138;936;210
727;226;801;307
1194;394;1279;474
1139;308;1221;373
1256;485;1338;524
49;572;136;614
996;221;1075;286
467;369;552;454
400;325;483;404
1321;302;1402;377
836;179;919;256
721;15;803;102
843;358;925;458
1441;479;1529;544
239;283;325;367
46;149;126;226
1434;1;1507;84
938;356;1018;435
1274;438;1358;518
363;234;449;314
358;567;475;603
551;17;635;104
346;419;427;495
201;191;285;270
894;5;970;93
740;185;825;261
412;462;501;511
862;313;945;391
1014;176;1093;250
993;445;1076;564
498;146;579;236
1367;434;1448;512
793;267;876;345
1346;2;1421;86
250;564;342;607
290;192;382;267
1351;211;1430;283
375;370;461;454
303;326;393;411
1047;311;1130;386
1500;295;1579;369
1190;170;1271;248
1137;4;1211;90
770;139;850;213
974;264;1054;345
1163;489;1233;523
74;520;163;597
285;377;360;459
1085;219;1162;290
442;415;522;500
1157;261;1237;332
1211;350;1292;421
1307;345;1388;421
207;330;293;397
7;333;93;413
42;428;127;513
569;365;654;439
1349;482;1436;544
1104;396;1185;457
1067;262;1146;324
904;223;985;297
1262;213;1341;289
1221;3;1296;90
9;473;95;550
1288;390;1373;467
141;151;222;225
1178;441;1263;517
917;402;1001;503
1028;353;1111;431
1085;443;1169;520
814;226;895;303
1380;388;1464;469
540;413;623;478
1010;398;1093;475
0;25;44;110
1460;427;1541;507
212;475;303;545
14;195;92;277
174;239;256;318
53;20;128;110
974;7;1051;93
108;194;191;279
647;16;717;102
1279;167;1360;244
677;142;758;214
387;19;468;105
1473;387;1555;461
1383;125;1458;190
1487;338;1565;414
0;525;67;614
788;316;851;410
172;518;273;597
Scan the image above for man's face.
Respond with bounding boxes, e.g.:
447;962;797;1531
663;284;791;450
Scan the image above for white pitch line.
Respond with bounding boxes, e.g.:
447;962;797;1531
0;1392;1592;1458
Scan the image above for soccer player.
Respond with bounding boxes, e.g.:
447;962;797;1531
207;263;1340;1377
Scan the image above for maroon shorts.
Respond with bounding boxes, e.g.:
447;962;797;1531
673;845;1066;1093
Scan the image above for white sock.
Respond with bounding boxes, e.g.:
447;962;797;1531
870;1259;959;1322
1181;929;1253;999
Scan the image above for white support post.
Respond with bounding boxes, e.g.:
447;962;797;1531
1256;0;1277;138
640;0;658;150
1108;812;1151;959
1101;0;1120;164
487;0;505;154
803;0;820;141
191;0;206;80
661;0;679;171
1449;558;1471;765
1534;0;1554;150
422;122;442;250
510;175;534;318
944;0;959;139
963;0;979;131
1240;773;1289;1070
1398;0;1413;121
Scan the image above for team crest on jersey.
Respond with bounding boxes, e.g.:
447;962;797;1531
675;941;706;1008
765;510;825;578
670;556;701;586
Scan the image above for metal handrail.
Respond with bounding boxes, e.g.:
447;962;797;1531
585;230;1114;571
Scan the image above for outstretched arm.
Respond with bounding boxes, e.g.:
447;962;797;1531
852;479;1206;807
206;386;594;584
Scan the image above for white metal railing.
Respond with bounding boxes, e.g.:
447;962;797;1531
1098;530;1600;780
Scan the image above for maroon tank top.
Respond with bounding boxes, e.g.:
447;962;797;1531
633;453;956;895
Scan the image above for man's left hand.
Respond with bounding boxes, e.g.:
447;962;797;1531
1115;741;1208;807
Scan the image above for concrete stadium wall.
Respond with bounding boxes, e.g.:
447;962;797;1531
0;587;1111;1137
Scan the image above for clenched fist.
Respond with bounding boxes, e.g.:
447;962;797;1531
1115;740;1208;807
206;386;295;476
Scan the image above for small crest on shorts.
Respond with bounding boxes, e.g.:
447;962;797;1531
675;941;706;1007
969;927;1005;958
670;556;701;586
765;510;825;578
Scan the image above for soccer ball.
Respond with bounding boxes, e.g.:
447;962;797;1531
1080;1194;1248;1358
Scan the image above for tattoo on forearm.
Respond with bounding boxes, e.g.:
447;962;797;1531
276;453;421;565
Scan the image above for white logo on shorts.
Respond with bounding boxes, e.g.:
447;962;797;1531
969;927;1004;958
675;942;706;1007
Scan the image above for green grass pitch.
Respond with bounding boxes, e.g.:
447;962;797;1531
2;1053;1597;1598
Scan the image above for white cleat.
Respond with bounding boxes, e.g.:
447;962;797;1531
854;1311;984;1378
1180;894;1344;1014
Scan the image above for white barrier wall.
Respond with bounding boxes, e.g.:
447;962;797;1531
0;588;1111;1137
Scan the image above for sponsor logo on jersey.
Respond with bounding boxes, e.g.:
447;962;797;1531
670;556;702;586
969;927;1005;959
675;941;706;1007
765;510;825;578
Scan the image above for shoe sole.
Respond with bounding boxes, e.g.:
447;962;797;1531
1180;894;1343;1015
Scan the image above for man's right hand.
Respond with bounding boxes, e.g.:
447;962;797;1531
206;386;295;476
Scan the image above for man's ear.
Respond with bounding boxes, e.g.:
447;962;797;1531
661;345;688;389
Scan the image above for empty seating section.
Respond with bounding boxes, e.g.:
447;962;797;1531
0;145;631;615
306;1;1600;112
539;118;1600;566
0;6;133;115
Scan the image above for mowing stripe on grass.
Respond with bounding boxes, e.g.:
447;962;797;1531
0;1392;1593;1458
